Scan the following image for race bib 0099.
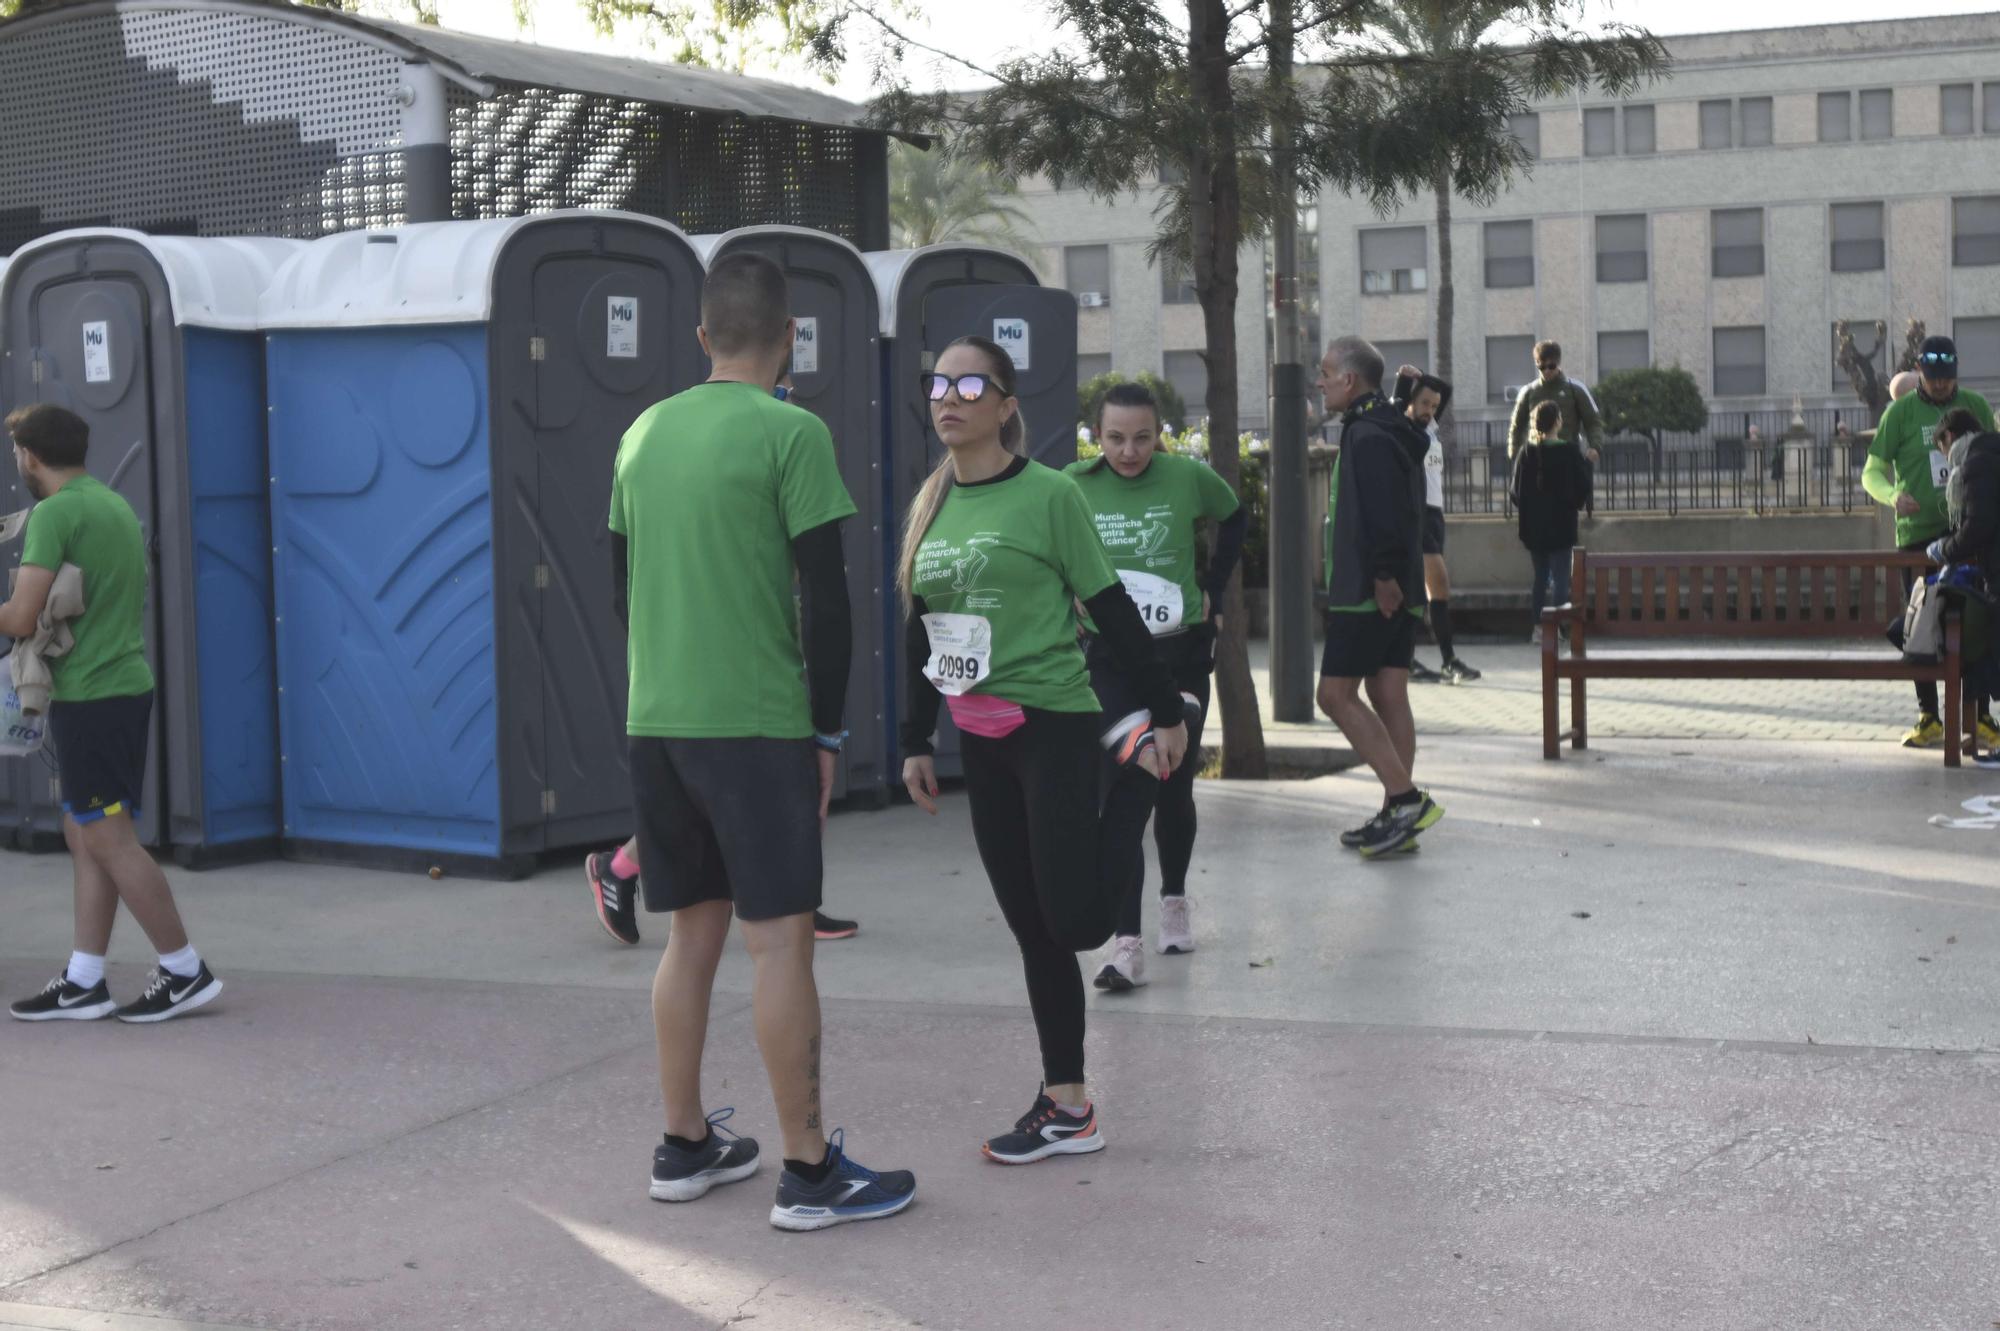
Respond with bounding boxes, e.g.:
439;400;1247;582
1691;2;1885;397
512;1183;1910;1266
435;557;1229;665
921;612;994;695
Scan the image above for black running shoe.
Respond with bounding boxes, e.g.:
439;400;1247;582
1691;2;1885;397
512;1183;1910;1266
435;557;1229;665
1409;659;1445;684
650;1107;761;1202
1339;807;1390;850
114;964;223;1024
813;911;858;941
769;1129;916;1231
1357;793;1444;859
982;1091;1105;1165
10;973;116;1022
587;851;640;945
1441;657;1483;684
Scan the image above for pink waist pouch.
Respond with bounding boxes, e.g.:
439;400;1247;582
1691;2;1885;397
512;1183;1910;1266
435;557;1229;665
945;692;1027;740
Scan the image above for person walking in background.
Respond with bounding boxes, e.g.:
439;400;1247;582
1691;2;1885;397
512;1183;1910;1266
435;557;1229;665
1506;340;1601;464
1920;408;2000;757
1393;364;1481;686
3;404;223;1024
1512;401;1592;647
1863;335;1998;751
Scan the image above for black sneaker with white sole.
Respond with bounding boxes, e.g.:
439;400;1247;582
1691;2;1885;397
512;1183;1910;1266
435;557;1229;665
1441;657;1483;684
769;1129;916;1231
1339;807;1390;850
650;1107;761;1202
113;964;223;1024
586;852;640;946
981;1091;1105;1165
10;973;117;1021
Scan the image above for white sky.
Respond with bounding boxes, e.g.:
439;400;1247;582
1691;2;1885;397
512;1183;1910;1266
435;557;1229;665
430;0;2000;103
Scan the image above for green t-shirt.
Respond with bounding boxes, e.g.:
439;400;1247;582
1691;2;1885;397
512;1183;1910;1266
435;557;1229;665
19;475;154;702
609;382;856;738
910;460;1118;714
1871;387;1996;546
1063;452;1240;635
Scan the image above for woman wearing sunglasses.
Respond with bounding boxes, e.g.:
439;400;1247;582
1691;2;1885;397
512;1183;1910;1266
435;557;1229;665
1065;381;1245;986
899;336;1188;1165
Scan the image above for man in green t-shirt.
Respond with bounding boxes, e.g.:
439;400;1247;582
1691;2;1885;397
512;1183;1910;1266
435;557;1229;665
1864;334;1999;749
610;251;913;1230
2;404;222;1024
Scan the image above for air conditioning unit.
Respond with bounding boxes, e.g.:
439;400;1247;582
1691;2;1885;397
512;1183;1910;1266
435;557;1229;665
1078;291;1108;308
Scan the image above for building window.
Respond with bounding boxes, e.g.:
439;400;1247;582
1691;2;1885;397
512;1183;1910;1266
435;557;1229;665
1831;321;1886;392
1160;256;1198;304
1486;335;1535;404
1985;83;2000;134
1078;353;1112;385
1375;340;1429;378
1740;97;1773;146
1622;104;1655;154
1595;214;1647;283
1358;226;1427;295
1483;220;1534;288
1859;89;1893;140
1954;317;2000;384
1598;331;1649;375
1508;112;1540;159
1818;91;1852;142
1065;245;1111;306
1953;196;2000;266
1711;208;1765;279
1943;83;1975;135
1829;202;1885;272
1713;327;1766;397
1583;107;1616;157
1700;100;1732;149
1163;350;1207;410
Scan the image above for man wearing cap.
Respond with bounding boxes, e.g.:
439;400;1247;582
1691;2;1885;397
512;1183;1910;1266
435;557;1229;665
1864;335;1999;751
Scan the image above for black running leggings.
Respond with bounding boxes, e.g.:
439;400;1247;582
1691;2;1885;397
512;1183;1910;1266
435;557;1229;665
959;707;1122;1087
1090;631;1214;937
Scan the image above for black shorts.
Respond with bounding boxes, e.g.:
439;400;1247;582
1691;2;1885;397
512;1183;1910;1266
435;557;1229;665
628;737;822;921
1320;610;1418;680
1085;625;1215;731
1422;506;1447;557
49;691;152;824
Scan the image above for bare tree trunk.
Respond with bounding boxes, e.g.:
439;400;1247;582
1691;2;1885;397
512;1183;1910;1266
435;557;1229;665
1189;0;1267;778
1431;161;1455;447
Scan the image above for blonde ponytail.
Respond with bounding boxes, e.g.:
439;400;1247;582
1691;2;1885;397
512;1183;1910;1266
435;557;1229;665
897;459;955;617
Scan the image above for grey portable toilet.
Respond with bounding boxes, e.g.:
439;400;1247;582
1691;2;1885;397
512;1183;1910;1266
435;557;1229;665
258;212;705;875
0;230;301;861
691;227;887;802
867;245;1079;779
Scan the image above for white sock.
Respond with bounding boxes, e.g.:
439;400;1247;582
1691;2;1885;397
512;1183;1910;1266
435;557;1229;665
66;951;105;988
1056;1099;1090;1118
158;944;201;978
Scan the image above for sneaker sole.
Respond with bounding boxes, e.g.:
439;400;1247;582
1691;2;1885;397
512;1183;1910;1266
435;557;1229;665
982;1131;1107;1166
769;1188;916;1232
813;928;858;941
11;999;117;1021
115;977;224;1024
1411;801;1446;834
587;863;640;946
650;1157;760;1203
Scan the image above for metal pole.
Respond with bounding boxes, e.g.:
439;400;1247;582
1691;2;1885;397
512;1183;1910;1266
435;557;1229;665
1266;0;1313;722
400;61;451;224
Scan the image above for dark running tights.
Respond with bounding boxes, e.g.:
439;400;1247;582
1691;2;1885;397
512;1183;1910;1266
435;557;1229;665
1112;666;1210;937
960;708;1125;1087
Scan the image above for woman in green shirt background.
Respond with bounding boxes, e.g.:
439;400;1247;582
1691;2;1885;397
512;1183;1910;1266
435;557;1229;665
898;337;1186;1166
1065;382;1246;988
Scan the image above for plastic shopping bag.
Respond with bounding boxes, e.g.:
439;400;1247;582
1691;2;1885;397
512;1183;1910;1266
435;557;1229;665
0;683;47;757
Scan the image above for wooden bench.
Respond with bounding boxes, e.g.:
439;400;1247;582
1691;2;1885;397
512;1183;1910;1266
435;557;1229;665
1542;550;1966;767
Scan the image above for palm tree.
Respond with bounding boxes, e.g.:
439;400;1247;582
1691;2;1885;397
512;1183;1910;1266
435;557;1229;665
1370;1;1668;443
889;139;1037;252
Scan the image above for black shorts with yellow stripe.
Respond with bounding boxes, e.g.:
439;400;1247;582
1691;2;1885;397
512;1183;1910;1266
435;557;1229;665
50;691;152;824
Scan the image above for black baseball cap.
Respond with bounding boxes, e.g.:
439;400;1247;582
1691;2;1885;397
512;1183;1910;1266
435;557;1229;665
1918;335;1958;377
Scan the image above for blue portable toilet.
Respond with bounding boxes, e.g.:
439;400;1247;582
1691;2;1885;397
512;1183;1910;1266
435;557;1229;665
691;226;887;802
0;230;301;863
258;212;706;876
867;246;1079;780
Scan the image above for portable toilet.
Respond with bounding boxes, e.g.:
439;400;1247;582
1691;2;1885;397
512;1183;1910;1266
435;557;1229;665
691;226;887;802
867;246;1079;779
258;212;704;876
0;230;301;863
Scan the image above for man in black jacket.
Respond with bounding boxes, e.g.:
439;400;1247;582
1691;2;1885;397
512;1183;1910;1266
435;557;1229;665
1928;425;2000;759
1315;336;1444;857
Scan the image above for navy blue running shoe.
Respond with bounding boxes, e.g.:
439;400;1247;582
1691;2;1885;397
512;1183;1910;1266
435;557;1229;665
650;1107;760;1202
768;1129;916;1232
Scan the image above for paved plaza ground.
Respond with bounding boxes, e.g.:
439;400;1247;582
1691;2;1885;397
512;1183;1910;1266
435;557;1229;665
2;642;1996;1330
